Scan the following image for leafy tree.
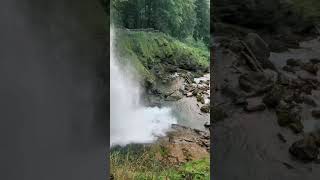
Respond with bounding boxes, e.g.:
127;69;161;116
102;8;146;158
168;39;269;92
111;0;209;43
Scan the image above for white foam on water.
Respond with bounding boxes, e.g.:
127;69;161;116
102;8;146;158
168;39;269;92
110;28;176;146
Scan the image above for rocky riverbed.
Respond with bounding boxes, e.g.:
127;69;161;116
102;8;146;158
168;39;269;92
212;29;320;179
142;70;211;163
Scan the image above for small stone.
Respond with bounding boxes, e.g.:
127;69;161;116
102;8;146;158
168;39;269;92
204;122;210;128
200;105;210;113
186;92;193;97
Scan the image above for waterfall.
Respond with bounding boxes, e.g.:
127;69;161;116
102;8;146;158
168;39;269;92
110;29;176;146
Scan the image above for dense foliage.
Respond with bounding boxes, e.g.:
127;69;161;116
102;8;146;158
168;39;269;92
111;0;210;45
113;30;209;84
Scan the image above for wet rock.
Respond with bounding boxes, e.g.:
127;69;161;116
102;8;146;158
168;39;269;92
238;72;274;93
312;109;320;119
196;94;205;104
165;91;183;101
221;84;243;100
310;58;320;64
186;92;193;97
200;105;210;113
233;96;248;106
282;65;296;73
289;136;319;162
204;122;210;129
289;122;304;134
277;132;287;143
211;106;227;122
310;131;320;147
302;94;317;107
286;58;302;67
192;88;202;96
278;73;291;86
263;85;284;107
276;101;303;133
244;101;266;112
302;62;318;75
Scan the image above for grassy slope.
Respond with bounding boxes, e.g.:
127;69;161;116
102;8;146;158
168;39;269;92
110;145;210;180
113;29;209;84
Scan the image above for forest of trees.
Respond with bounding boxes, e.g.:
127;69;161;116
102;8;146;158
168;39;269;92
111;0;210;45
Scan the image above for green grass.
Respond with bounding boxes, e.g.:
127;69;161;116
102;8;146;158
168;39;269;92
113;29;209;85
110;145;210;180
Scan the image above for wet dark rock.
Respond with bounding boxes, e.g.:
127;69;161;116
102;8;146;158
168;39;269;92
221;84;243;100
278;73;291;86
289;137;319;162
286;58;302;67
233;96;248;106
289;122;304;134
310;58;320;64
196;94;205;104
238;72;274;93
312;109;320;119
200;105;210;113
204;122;210;129
263;85;284;107
310;131;320;147
211;106;227;122
244;101;266;112
277;133;287;143
276;101;303;133
302;94;317;107
282;65;296;73
302;62;318;75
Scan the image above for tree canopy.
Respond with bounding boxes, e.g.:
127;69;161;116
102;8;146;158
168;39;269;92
111;0;209;44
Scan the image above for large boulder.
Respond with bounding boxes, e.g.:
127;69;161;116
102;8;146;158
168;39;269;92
289;136;319;162
238;71;275;94
244;33;276;70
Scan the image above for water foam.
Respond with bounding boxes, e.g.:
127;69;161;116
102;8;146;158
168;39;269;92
110;29;176;146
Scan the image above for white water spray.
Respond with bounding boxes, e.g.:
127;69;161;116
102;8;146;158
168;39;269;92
110;29;176;146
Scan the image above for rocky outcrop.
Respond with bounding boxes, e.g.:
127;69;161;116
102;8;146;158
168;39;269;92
290;134;320;162
156;124;209;164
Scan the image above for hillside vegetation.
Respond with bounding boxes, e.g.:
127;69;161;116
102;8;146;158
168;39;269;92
110;145;210;180
113;29;209;84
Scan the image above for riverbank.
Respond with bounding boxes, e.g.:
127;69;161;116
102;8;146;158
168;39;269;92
212;29;320;179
